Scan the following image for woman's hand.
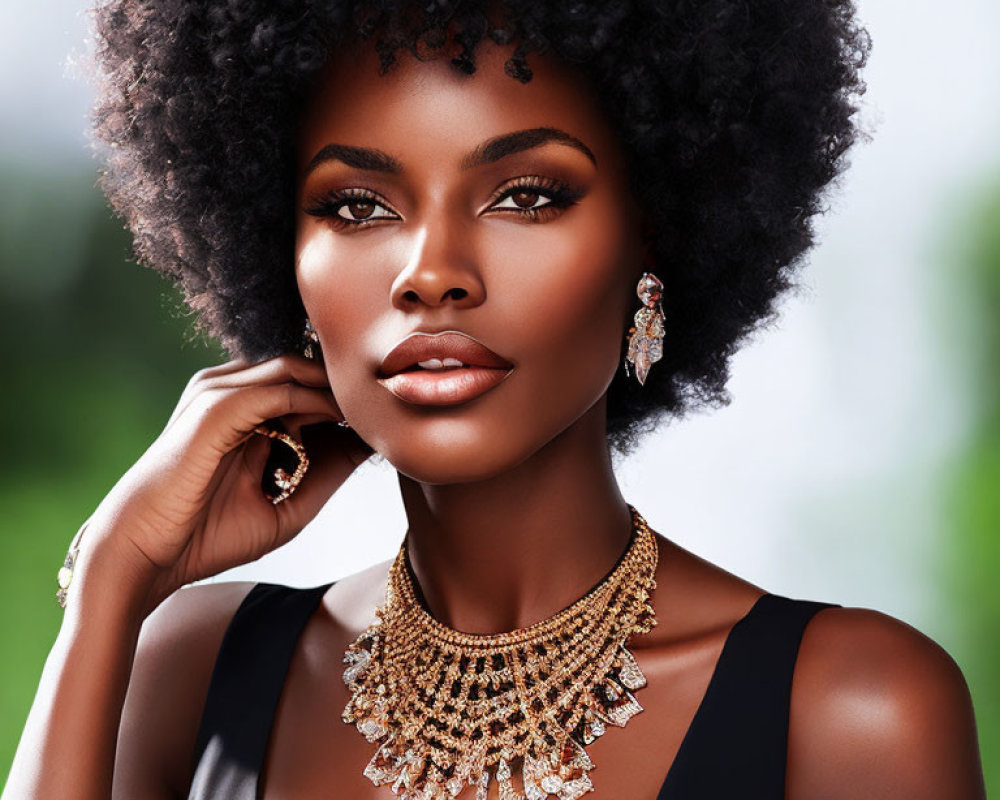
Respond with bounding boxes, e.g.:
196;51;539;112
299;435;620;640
3;354;372;800
73;354;373;615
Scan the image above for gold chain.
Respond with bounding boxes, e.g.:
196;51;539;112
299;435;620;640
341;505;659;799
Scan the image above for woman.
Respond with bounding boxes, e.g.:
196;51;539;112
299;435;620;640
3;0;987;798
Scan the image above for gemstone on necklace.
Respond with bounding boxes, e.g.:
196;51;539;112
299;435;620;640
342;505;659;799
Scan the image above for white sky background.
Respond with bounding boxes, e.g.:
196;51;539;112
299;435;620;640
3;0;998;644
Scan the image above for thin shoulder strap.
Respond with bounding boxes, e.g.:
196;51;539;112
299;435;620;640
187;581;336;800
659;593;839;799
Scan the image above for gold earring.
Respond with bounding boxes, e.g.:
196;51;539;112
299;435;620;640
303;318;321;360
625;272;665;386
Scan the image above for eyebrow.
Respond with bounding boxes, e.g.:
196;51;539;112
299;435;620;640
302;127;597;178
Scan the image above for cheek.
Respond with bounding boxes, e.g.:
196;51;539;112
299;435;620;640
487;203;634;402
295;230;380;401
292;190;639;480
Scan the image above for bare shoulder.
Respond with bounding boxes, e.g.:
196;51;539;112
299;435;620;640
112;580;258;800
786;605;986;800
318;557;394;633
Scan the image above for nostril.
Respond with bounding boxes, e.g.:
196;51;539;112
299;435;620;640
398;286;471;305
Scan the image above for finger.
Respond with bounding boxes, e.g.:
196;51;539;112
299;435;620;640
165;357;254;429
201;354;330;390
270;426;375;539
269;412;337;441
197;435;255;508
240;427;277;492
192;356;253;380
167;354;331;432
192;382;345;455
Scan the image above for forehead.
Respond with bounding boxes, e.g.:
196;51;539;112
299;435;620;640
296;36;626;178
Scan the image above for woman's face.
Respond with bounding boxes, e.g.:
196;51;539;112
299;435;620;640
295;36;644;484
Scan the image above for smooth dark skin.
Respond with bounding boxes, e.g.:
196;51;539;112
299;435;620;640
133;39;984;798
5;27;986;800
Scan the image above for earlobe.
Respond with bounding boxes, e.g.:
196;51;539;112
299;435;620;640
301;318;351;429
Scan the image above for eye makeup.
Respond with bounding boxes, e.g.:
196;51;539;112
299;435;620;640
303;174;587;230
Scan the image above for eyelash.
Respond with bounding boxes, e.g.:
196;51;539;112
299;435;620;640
303;175;585;230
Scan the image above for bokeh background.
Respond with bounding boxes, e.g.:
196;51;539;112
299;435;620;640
2;0;997;790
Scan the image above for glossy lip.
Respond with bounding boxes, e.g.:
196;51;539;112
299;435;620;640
378;331;514;376
377;331;514;407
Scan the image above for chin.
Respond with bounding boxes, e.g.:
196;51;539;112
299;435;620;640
349;368;614;485
373;419;535;485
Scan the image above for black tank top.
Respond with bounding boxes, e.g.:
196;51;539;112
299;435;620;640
186;583;838;799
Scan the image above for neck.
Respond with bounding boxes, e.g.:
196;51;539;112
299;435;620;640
397;402;632;635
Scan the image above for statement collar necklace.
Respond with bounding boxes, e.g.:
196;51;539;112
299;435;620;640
341;505;659;800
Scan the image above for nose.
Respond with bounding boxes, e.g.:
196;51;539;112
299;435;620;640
389;225;486;311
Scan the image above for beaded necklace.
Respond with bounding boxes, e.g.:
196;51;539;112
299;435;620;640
342;505;659;799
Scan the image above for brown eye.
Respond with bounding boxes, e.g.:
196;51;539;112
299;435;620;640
488;175;587;221
304;187;399;228
342;198;377;221
509;189;540;209
492;188;551;213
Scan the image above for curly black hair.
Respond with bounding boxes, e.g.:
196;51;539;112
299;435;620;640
89;0;870;455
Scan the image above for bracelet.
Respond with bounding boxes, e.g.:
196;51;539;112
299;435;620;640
55;426;308;607
56;517;91;609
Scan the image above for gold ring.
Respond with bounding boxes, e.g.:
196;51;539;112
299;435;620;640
252;426;310;504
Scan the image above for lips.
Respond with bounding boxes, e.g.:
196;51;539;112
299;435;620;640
379;331;513;376
377;331;514;406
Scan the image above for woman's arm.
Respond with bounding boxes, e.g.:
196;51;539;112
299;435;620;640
787;607;987;800
3;537;162;799
5;552;254;800
2;354;368;799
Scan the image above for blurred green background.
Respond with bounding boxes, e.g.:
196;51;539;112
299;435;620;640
1;0;997;791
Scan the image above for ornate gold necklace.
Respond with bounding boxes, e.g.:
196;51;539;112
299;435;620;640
341;505;659;799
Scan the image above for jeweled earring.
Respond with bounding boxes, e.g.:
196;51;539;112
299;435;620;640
624;272;665;386
303;317;321;360
303;318;351;429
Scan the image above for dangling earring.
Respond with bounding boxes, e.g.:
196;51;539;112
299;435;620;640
303;317;351;429
624;273;665;386
303;317;321;360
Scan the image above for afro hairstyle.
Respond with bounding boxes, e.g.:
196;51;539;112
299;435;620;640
89;0;871;454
